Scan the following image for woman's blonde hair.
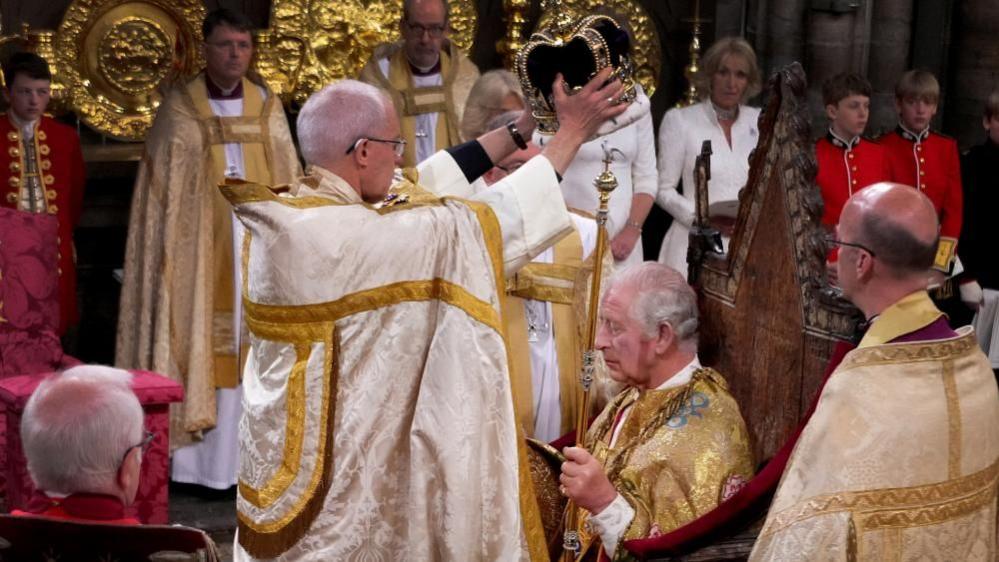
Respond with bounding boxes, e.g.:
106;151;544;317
460;69;525;140
694;36;762;103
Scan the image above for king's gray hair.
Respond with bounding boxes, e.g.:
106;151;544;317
297;79;392;168
21;366;143;496
609;262;699;352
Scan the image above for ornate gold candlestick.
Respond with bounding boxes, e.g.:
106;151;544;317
677;0;710;108
562;147;619;561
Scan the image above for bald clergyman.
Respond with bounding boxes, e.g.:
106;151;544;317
750;182;999;561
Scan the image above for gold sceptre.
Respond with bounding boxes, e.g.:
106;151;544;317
562;146;620;561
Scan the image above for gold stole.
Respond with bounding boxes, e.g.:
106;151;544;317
502;228;586;438
187;75;273;388
386;48;461;167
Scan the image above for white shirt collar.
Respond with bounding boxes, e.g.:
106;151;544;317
7;112;37;139
653;355;701;391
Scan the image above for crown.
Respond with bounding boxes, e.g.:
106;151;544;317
515;0;638;134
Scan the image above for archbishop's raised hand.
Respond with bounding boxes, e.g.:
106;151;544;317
552;67;630;142
541;68;630;175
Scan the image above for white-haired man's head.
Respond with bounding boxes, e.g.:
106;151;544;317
297;80;402;203
21;366;145;505
595;262;699;390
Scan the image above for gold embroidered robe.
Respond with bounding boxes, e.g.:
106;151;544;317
579;368;754;560
359;41;479;166
116;73;301;447
228;152;574;561
750;308;999;560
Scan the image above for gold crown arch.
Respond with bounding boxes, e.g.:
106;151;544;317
54;0;205;140
255;0;478;106
527;0;661;97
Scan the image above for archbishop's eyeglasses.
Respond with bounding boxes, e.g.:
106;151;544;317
345;137;407;158
121;431;155;466
825;236;876;257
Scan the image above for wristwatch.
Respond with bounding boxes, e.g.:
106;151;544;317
506;121;528;150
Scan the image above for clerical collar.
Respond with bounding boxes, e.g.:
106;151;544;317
408;58;441;77
827;128;860;149
857;290;944;348
24;491;127;521
896;123;930;143
206;75;244;100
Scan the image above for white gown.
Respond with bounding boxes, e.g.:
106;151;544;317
535;89;658;267
656;100;760;276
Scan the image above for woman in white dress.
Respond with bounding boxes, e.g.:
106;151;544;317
656;37;763;276
537;85;658;267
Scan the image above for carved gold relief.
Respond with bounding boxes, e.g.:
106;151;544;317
257;0;478;106
54;0;204;141
534;0;661;96
97;17;173;96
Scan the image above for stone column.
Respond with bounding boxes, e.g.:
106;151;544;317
946;0;999;148
867;0;914;136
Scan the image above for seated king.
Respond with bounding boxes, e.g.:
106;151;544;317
560;262;754;560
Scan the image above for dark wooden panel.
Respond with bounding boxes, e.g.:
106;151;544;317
690;63;862;463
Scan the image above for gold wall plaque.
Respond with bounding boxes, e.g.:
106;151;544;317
256;0;478;106
55;0;204;141
535;0;661;97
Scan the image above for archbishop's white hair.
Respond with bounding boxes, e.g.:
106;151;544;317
297;79;392;167
607;262;699;352
21;365;143;496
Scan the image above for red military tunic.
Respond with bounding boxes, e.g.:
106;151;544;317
815;132;891;227
0;115;86;334
879;126;962;271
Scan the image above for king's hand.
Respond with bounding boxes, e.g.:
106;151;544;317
560;446;618;515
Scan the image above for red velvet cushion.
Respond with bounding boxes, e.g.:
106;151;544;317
0;208;62;376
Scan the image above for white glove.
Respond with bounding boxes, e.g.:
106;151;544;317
959;281;984;311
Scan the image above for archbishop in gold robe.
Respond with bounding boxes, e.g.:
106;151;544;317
115;73;301;448
578;365;754;560
227;149;574;561
750;290;999;561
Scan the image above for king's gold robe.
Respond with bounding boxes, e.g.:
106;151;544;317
116;73;301;447
579;367;754;560
228;151;573;561
750;293;999;561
